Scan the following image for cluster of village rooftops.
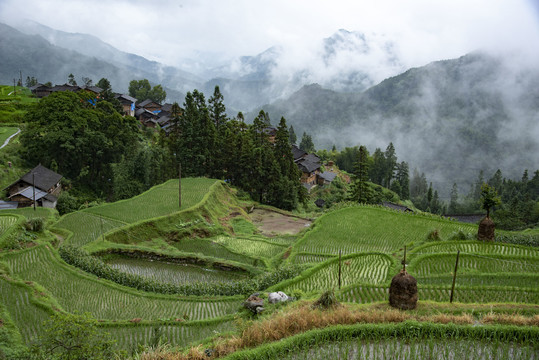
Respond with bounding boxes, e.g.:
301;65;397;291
1;84;346;210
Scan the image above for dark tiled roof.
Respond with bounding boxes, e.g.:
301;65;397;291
161;103;173;112
298;159;320;173
319;172;337;182
304;153;320;163
50;84;80;92
138;99;160;108
382;202;414;212
29;83;49;91
314;198;326;208
114;94;137;103
292;145;307;161
20;164;62;192
81;85;103;93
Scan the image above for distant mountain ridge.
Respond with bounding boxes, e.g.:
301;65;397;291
3;22;406;111
260;52;539;196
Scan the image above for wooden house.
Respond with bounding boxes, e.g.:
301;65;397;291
29;84;52;98
4;165;62;208
297;159;321;186
114;94;137;116
138;99;162;113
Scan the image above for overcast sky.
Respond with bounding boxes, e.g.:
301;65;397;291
1;0;538;69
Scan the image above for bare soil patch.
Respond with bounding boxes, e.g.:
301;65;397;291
250;208;310;236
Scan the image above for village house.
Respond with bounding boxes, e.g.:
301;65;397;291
114;94;137;116
28;83;53;98
4;165;62;209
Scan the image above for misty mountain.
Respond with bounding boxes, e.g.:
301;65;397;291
260;52;539;197
17;20;202;92
0;23;186;101
201;29;405;111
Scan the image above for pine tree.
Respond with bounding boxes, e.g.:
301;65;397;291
349;145;371;203
208;85;227;130
384;142;397;188
396;161;410;200
299;132;315;153
288;125;297;145
370;148;385;185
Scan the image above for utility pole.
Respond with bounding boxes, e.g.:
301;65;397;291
178;162;182;208
32;173;36;211
403;246;407;272
100;216;105;242
450;250;460;303
338;249;342;290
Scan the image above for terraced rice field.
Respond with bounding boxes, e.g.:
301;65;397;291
212;235;288;258
283;253;393;294
339;284;539;304
54;212;127;246
294;206;476;256
411;240;539;257
172;238;260;267
279;339;538;360
54;178;217;246
408;254;539;276
0;279;51;344
84;178;217;223
105;257;248;284
0;215;18;236
1;245;241;321
109;320;234;351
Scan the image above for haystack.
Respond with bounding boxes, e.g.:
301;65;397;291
478;216;495;241
389;269;418;310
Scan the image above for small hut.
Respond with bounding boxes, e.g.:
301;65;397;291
389;269;418;310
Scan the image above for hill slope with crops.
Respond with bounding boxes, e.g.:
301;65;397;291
0;179;538;358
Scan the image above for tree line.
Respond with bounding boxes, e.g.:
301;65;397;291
19;83;305;212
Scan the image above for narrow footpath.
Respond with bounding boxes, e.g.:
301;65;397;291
0;128;20;149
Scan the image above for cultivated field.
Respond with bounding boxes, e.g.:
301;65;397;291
1;179;538;356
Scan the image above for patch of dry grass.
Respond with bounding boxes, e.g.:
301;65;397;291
137;301;539;360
